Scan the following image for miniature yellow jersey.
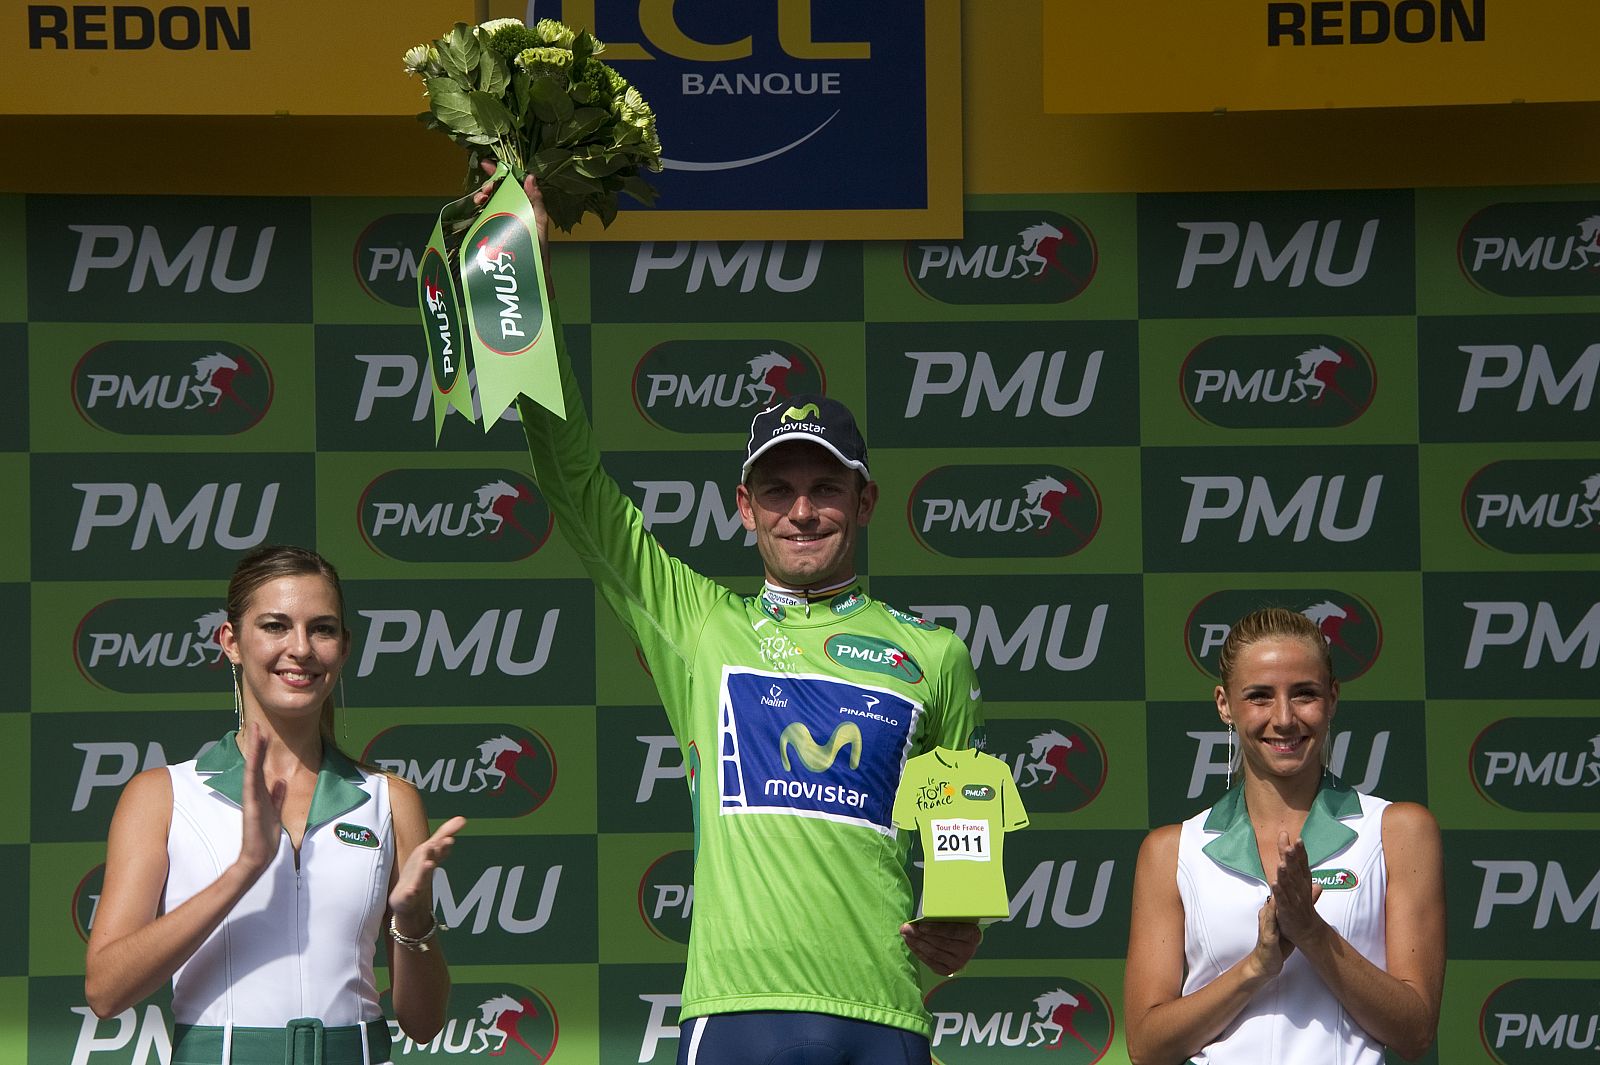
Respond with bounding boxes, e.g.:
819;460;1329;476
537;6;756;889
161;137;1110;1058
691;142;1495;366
893;747;1029;919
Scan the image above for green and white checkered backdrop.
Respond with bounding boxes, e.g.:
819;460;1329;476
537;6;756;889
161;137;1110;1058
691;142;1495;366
4;185;1597;1064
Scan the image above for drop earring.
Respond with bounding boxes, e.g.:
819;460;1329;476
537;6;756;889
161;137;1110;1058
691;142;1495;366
231;662;243;729
1226;722;1235;790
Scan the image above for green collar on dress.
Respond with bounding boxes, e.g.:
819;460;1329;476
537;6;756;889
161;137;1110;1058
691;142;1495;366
1199;775;1360;884
196;730;370;831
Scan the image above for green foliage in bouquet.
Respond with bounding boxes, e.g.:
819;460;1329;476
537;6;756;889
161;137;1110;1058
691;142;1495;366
406;18;663;232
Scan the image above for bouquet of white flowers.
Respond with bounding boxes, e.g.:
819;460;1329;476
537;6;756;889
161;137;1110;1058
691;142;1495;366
406;17;663;232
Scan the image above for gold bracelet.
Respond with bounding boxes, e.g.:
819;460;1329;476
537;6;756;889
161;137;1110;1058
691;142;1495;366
389;913;445;953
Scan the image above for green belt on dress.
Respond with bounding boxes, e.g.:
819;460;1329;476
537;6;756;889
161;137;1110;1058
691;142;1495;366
172;1018;392;1065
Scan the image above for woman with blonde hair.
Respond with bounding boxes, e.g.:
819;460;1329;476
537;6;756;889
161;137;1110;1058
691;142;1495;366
1124;607;1444;1064
86;545;466;1064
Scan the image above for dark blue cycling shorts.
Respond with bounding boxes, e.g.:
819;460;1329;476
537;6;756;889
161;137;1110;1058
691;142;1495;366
676;1011;931;1065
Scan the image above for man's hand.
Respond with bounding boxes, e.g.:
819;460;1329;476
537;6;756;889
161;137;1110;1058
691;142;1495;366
900;920;983;977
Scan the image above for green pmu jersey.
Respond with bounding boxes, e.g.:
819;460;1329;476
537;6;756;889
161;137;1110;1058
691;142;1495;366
893;747;1029;920
517;345;983;1036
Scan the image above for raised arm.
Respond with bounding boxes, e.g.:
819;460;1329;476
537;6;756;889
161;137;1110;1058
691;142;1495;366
85;726;283;1017
1123;825;1288;1065
384;779;465;1044
1270;802;1445;1061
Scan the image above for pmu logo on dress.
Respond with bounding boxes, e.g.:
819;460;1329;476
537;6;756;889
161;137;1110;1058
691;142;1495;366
71;341;273;435
1185;588;1383;682
1180;333;1377;428
1472;718;1600;813
1459;200;1600;297
631;338;826;433
904;210;1098;304
364;723;556;820
926;976;1114;1063
1463;459;1600;554
908;465;1101;558
358;468;553;563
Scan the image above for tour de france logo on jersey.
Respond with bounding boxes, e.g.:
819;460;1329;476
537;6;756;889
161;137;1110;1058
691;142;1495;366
718;667;921;834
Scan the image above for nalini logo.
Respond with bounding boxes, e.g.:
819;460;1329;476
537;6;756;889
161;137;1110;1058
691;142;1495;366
75;598;233;694
1460;201;1600;297
334;822;379;849
637;849;694;945
826;635;925;682
385;983;558;1059
366;724;557;820
909;465;1101;558
905;210;1097;304
353;212;431;307
1478;978;1600;1065
984;719;1107;814
72;341;273;435
1185;589;1383;682
632;339;826;433
1471;718;1600;814
927;976;1114;1062
358;468;553;563
1463;460;1600;554
1181;335;1377;429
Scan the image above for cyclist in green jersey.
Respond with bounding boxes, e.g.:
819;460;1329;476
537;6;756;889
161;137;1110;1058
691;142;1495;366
489;171;988;1065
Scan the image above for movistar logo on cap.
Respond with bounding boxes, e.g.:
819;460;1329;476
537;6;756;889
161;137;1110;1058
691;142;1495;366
781;403;821;423
334;823;380;849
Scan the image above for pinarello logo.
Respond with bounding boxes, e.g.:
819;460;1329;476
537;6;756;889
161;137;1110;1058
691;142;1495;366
383;982;558;1059
1478;978;1600;1064
352;212;431;307
981;719;1107;814
1184;589;1383;682
908;465;1101;558
1459;201;1600;297
926;975;1114;1063
358;468;553;563
905;210;1098;305
74;598;233;693
637;849;694;945
1180;334;1376;429
364;724;557;820
631;339;826;433
1470;718;1600;813
72;341;273;435
1462;459;1600;554
72;864;105;943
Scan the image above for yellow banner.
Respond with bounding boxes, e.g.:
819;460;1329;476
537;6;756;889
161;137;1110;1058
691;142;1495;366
1044;1;1600;113
8;1;465;116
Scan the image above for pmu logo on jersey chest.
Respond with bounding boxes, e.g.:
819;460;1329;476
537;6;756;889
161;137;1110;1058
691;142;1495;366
358;468;553;563
906;210;1098;304
1181;334;1376;428
1461;201;1600;297
632;339;826;433
72;341;273;435
1464;459;1600;554
908;465;1101;558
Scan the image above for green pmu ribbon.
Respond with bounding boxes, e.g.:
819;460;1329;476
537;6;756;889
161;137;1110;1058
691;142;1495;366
456;163;565;429
418;197;475;442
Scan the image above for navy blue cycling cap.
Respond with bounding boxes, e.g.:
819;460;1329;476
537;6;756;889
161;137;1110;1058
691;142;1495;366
741;394;871;483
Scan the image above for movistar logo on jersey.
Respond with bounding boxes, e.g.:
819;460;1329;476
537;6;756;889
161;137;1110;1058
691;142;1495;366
1311;868;1358;890
962;784;996;801
334;823;379;849
780;723;862;772
826;635;924;682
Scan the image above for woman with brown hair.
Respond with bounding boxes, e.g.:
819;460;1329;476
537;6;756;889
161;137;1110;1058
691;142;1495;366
1124;607;1445;1065
85;545;466;1064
